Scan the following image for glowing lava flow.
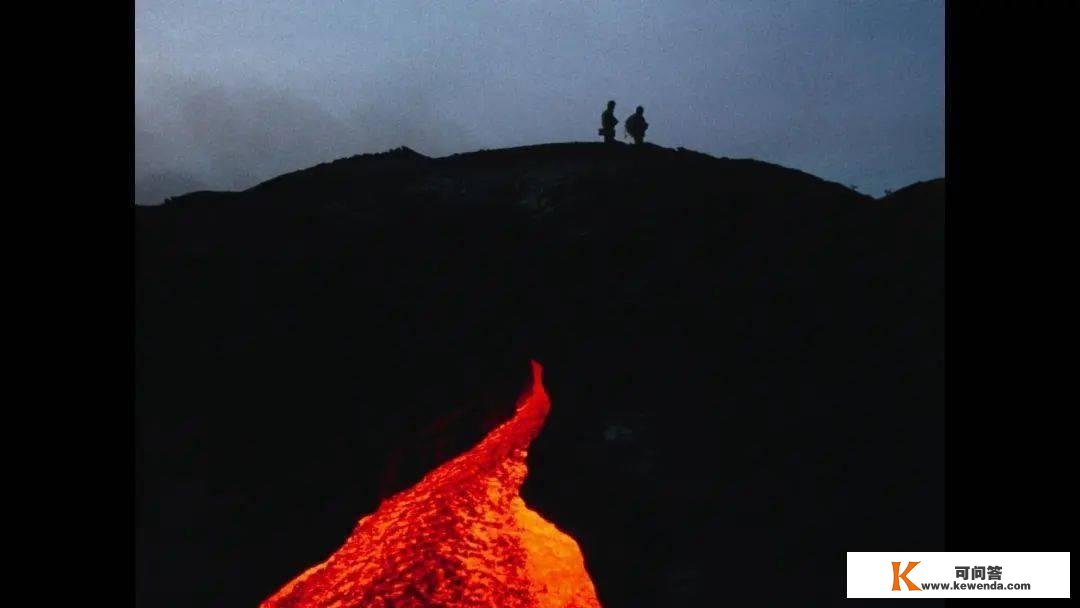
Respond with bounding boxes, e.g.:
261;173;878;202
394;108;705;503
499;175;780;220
262;360;602;608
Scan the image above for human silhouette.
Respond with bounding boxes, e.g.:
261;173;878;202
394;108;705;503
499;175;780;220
625;106;649;145
599;100;619;144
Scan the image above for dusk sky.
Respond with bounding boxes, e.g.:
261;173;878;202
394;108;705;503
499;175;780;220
135;0;944;204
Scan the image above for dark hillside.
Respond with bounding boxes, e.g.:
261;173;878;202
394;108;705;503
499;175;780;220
136;143;944;607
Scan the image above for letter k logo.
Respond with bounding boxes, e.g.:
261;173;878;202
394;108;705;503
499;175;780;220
891;561;921;591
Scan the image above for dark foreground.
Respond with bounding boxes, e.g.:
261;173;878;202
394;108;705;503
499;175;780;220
136;143;945;607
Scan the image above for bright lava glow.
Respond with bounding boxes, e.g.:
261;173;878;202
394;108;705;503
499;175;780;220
262;360;602;608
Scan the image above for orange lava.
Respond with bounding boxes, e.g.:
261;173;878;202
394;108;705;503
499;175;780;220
262;360;602;608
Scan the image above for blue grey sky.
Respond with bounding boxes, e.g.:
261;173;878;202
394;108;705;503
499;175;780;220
135;0;944;203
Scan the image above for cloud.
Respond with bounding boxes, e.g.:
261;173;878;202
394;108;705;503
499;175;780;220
134;71;479;204
134;1;943;203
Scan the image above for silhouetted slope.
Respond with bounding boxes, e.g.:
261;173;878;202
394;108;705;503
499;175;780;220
134;171;210;206
135;143;944;608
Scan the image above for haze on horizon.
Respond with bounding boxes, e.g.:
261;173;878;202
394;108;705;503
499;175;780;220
135;0;944;205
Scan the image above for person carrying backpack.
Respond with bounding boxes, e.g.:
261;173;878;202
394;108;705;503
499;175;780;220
625;106;649;145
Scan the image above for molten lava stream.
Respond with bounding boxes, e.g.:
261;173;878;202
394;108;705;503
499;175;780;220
262;360;602;608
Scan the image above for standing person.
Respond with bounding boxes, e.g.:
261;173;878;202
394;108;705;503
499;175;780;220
625;106;649;145
599;100;619;144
